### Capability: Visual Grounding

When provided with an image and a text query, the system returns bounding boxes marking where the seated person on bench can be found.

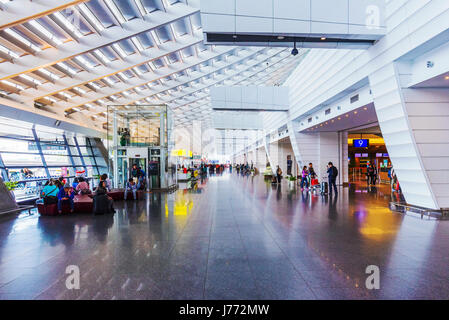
[40,179,59,205]
[58,183,75,213]
[75,177,92,195]
[124,178,137,200]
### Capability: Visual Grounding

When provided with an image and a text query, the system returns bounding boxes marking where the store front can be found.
[348,126,391,184]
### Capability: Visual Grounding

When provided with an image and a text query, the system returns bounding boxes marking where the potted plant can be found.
[287,176,297,189]
[5,181,19,202]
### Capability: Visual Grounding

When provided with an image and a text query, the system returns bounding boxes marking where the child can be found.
[300,166,309,191]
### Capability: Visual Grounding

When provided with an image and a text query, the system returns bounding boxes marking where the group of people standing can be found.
[236,163,253,175]
[299,163,317,191]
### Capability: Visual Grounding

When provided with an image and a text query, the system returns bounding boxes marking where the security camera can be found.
[291,41,298,56]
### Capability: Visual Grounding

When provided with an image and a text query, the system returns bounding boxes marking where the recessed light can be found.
[321,37,326,40]
[445,76,449,80]
[277,36,285,40]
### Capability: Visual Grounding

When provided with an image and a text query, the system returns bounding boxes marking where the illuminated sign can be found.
[353,139,369,148]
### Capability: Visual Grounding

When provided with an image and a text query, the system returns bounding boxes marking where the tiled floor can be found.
[1,172,449,300]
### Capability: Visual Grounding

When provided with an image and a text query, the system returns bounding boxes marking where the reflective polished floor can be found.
[1,172,449,300]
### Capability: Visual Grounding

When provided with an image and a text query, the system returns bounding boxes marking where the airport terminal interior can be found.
[1,0,449,300]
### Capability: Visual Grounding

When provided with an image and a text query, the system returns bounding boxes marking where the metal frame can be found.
[73,136,88,174]
[32,128,51,178]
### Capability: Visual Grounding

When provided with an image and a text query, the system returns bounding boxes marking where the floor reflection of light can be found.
[387,215,437,270]
[166,193,193,217]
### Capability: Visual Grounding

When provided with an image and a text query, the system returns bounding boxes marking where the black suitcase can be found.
[321,181,328,194]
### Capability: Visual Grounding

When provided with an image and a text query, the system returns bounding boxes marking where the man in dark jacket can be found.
[327,162,338,196]
[93,181,115,215]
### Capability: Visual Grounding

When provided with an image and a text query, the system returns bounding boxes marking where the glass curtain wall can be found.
[0,117,107,202]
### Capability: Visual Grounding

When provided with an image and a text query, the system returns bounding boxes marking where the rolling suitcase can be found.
[321,181,328,194]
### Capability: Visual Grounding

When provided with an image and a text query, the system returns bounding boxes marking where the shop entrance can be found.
[347,126,391,185]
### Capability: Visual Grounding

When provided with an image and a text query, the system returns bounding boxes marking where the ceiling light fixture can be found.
[78,3,105,31]
[4,28,42,52]
[131,37,144,52]
[134,0,148,16]
[19,74,43,86]
[29,20,63,45]
[112,43,127,58]
[53,12,83,38]
[104,0,126,24]
[57,62,77,75]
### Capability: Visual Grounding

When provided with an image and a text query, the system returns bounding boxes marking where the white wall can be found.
[369,62,438,209]
[211,86,289,111]
[201,0,386,42]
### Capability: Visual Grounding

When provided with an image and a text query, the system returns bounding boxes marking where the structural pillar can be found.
[369,62,449,209]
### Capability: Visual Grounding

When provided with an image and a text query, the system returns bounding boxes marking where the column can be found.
[289,131,347,185]
[369,62,449,209]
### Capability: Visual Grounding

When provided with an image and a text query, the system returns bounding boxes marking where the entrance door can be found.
[148,156,160,189]
[117,157,128,188]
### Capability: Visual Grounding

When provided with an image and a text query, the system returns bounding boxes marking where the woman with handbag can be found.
[40,179,59,205]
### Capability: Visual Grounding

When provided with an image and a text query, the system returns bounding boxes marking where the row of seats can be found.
[37,189,144,216]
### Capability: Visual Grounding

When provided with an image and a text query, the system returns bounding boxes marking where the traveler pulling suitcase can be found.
[321,181,328,194]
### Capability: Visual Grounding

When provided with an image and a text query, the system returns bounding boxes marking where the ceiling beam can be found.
[0,3,199,80]
[0,0,89,31]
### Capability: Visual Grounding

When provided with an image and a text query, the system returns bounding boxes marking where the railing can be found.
[389,202,449,220]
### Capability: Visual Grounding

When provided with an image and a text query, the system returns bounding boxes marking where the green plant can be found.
[4,181,19,191]
[287,176,297,181]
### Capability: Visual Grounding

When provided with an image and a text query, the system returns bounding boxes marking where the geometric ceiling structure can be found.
[0,0,305,132]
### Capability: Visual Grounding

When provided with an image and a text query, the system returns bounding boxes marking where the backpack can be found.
[333,167,338,178]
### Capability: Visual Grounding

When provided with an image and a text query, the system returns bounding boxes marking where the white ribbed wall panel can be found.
[288,131,344,183]
[264,137,276,174]
[290,132,320,177]
[369,62,438,209]
[403,88,449,208]
[318,132,340,182]
[255,147,267,171]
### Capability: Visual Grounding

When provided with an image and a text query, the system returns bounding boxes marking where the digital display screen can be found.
[355,153,362,158]
[376,153,383,158]
[383,153,389,157]
[362,153,369,157]
[353,139,369,148]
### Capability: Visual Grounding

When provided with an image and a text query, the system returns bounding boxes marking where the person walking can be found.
[276,165,283,184]
[300,166,309,191]
[367,164,375,185]
[327,162,339,196]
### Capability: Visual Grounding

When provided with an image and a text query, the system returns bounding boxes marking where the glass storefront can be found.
[0,117,107,203]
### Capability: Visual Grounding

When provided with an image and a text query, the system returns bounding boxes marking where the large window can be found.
[0,117,107,202]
